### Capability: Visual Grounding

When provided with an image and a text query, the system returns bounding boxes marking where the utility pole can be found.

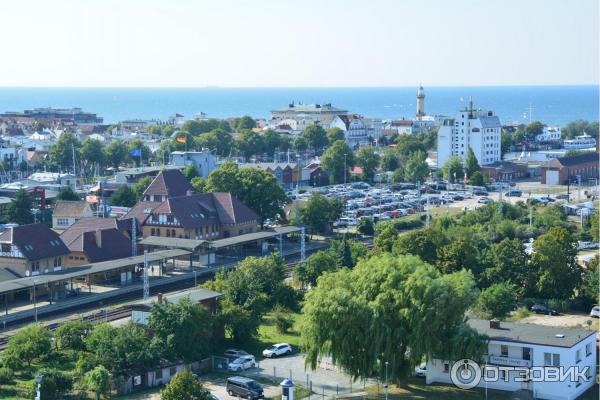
[131,217,137,257]
[300,227,306,265]
[425,195,431,228]
[71,143,76,177]
[143,250,149,300]
[384,361,389,400]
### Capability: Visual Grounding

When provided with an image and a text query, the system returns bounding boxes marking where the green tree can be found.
[300,193,344,234]
[436,237,480,275]
[54,320,93,351]
[393,228,447,265]
[127,139,151,166]
[464,147,480,178]
[131,176,153,201]
[562,120,599,139]
[161,370,211,400]
[183,164,200,180]
[441,156,464,183]
[293,135,308,153]
[373,225,398,253]
[524,121,544,139]
[7,189,34,225]
[191,176,208,193]
[530,227,580,299]
[581,257,599,304]
[482,238,530,292]
[395,135,426,156]
[321,140,354,184]
[403,151,429,183]
[469,171,486,187]
[501,130,513,156]
[56,187,80,201]
[236,129,265,160]
[80,138,105,172]
[475,282,517,319]
[195,129,234,157]
[36,368,73,400]
[294,250,339,287]
[381,148,400,172]
[357,217,374,235]
[5,324,51,367]
[85,323,160,376]
[207,163,288,227]
[590,212,599,242]
[233,116,256,131]
[49,133,80,170]
[301,125,328,153]
[262,130,289,156]
[326,127,346,145]
[84,365,111,400]
[148,297,213,362]
[109,185,137,207]
[301,254,486,384]
[354,146,380,181]
[105,140,129,169]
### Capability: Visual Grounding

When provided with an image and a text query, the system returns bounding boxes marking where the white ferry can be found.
[563,133,597,150]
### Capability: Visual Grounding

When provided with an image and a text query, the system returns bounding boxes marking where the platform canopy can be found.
[0,249,190,295]
[207,226,303,250]
[139,236,206,251]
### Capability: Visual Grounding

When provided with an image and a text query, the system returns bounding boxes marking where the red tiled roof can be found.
[68,228,132,262]
[0,224,70,261]
[121,202,161,225]
[60,217,136,246]
[143,169,193,199]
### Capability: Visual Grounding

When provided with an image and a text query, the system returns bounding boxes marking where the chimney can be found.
[157,293,163,304]
[95,229,102,248]
[186,189,194,196]
[489,319,500,329]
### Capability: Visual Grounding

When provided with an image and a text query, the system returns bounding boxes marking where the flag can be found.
[176,136,187,143]
[129,149,141,157]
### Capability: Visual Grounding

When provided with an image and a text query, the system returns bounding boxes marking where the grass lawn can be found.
[365,378,599,399]
[213,311,302,360]
[429,207,464,217]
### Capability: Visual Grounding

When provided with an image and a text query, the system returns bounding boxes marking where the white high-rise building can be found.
[437,100,501,168]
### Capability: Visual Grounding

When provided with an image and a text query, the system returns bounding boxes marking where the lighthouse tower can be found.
[416,85,425,118]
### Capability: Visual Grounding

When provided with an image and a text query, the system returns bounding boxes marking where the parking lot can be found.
[294,180,597,229]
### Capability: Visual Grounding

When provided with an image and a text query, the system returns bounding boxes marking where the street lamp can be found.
[384,361,389,400]
[33,279,40,323]
[34,373,43,400]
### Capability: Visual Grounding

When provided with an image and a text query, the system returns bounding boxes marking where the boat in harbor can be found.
[563,133,597,150]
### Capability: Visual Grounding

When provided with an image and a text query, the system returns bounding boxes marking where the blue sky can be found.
[0,0,597,87]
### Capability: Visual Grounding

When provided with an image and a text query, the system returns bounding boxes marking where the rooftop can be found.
[135,287,222,307]
[468,319,595,348]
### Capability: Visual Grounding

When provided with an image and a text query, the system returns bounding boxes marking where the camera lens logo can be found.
[450,359,482,389]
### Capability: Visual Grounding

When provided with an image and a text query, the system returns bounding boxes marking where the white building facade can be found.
[171,150,217,178]
[427,319,596,400]
[536,126,562,142]
[437,102,501,168]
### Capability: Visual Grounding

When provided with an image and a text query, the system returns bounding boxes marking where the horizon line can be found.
[0,83,598,90]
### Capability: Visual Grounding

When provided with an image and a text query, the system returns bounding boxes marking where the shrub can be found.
[357,218,374,236]
[0,367,13,384]
[547,299,571,313]
[272,306,293,334]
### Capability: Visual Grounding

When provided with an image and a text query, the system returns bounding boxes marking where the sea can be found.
[0,85,597,126]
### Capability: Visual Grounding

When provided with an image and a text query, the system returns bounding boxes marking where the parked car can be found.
[478,197,491,204]
[472,189,488,196]
[262,343,292,358]
[590,306,600,318]
[415,363,427,378]
[226,377,264,399]
[224,349,249,359]
[556,193,570,200]
[505,190,522,197]
[228,355,257,372]
[578,241,599,250]
[531,304,559,316]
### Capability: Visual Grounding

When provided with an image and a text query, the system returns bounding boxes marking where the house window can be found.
[544,353,560,366]
[586,342,592,356]
[166,230,171,237]
[155,369,163,380]
[151,228,155,235]
[522,347,531,361]
[576,349,582,363]
[501,345,508,357]
[31,261,40,272]
[169,367,177,376]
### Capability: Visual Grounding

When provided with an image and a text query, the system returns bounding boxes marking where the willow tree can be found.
[301,253,486,385]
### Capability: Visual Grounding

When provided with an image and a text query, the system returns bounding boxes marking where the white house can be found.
[171,150,217,178]
[536,126,562,142]
[426,319,596,400]
[329,115,375,149]
[437,100,501,168]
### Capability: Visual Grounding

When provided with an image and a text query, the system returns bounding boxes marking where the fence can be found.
[209,355,377,399]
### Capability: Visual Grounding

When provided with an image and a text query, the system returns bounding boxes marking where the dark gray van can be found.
[226,376,264,399]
